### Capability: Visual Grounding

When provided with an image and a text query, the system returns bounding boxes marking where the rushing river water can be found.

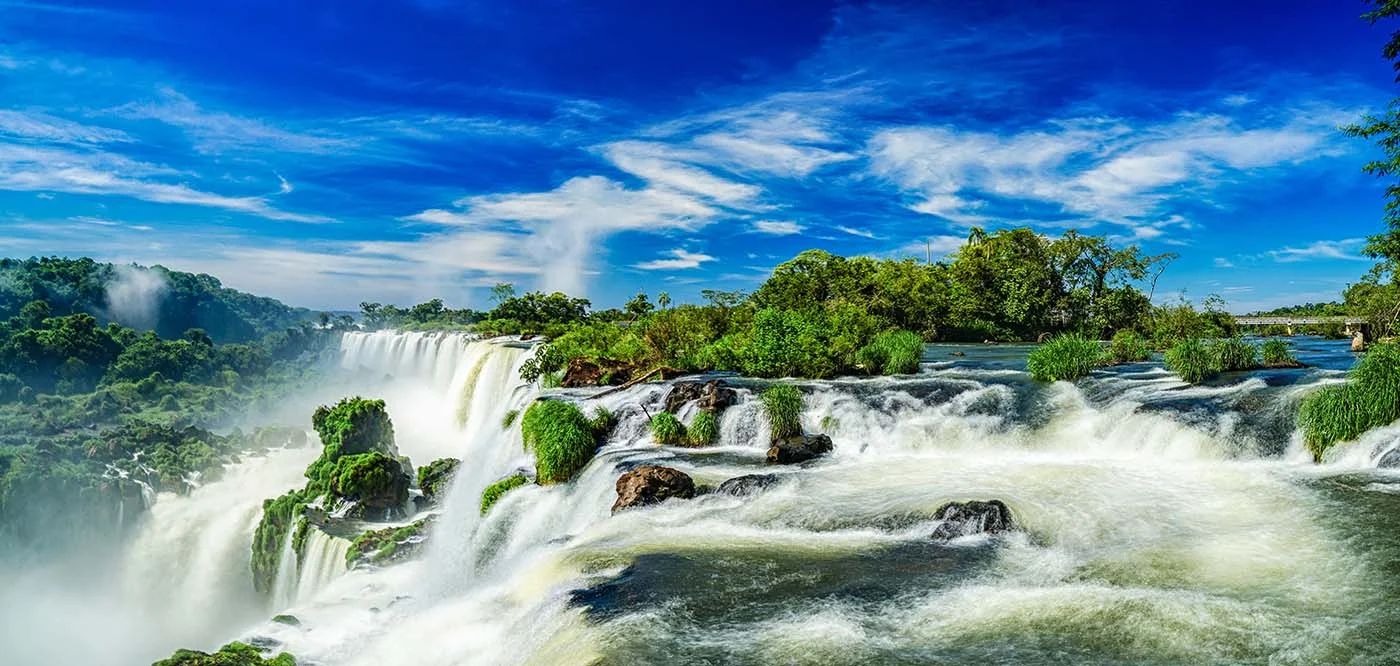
[11,332,1400,665]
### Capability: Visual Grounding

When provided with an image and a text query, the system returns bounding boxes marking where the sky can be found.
[0,0,1395,312]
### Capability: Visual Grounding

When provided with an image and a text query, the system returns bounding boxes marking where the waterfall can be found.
[294,529,350,604]
[270,522,300,609]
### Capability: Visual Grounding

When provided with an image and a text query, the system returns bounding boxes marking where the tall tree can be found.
[1344,1,1400,270]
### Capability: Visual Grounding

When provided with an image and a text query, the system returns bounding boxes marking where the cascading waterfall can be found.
[294,529,351,604]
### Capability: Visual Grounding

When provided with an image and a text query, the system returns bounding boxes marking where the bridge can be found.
[1233,315,1368,339]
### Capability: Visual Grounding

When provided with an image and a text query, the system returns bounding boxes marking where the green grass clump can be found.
[480,474,529,514]
[501,409,519,429]
[1299,343,1400,460]
[1109,330,1150,363]
[687,410,719,446]
[520,399,598,484]
[650,411,688,445]
[1026,334,1103,382]
[1209,336,1258,372]
[760,383,804,440]
[1164,338,1216,384]
[588,407,616,440]
[1261,339,1298,367]
[855,330,924,375]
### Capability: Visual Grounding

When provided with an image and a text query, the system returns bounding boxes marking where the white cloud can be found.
[634,248,716,270]
[276,174,293,194]
[836,225,879,239]
[0,110,130,144]
[1213,257,1235,268]
[600,140,759,204]
[111,87,353,155]
[1267,238,1369,262]
[750,220,804,235]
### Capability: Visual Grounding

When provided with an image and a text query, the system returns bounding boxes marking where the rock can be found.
[331,452,412,520]
[663,380,738,415]
[270,614,300,627]
[561,357,635,387]
[930,500,1015,540]
[347,515,436,569]
[1352,331,1367,353]
[416,457,461,506]
[1378,448,1400,468]
[611,465,696,513]
[949,351,966,357]
[716,474,780,496]
[767,434,834,464]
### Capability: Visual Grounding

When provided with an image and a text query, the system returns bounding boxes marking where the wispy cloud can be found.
[836,225,879,239]
[111,87,354,156]
[750,220,804,235]
[635,248,716,270]
[1213,257,1235,268]
[1267,238,1369,262]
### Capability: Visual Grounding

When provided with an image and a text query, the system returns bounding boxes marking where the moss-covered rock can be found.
[480,474,528,514]
[152,641,296,666]
[306,397,397,496]
[416,457,460,506]
[328,451,410,520]
[346,515,435,569]
[520,399,600,484]
[270,614,300,626]
[250,489,307,596]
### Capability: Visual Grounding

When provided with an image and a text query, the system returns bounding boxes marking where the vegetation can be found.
[1210,337,1258,373]
[760,384,804,440]
[1164,338,1215,384]
[501,409,519,429]
[345,516,433,568]
[855,330,924,375]
[649,412,688,446]
[152,641,296,666]
[688,410,719,447]
[520,400,600,484]
[250,489,307,596]
[416,457,460,504]
[1026,334,1104,382]
[1262,339,1300,367]
[480,474,528,514]
[1109,329,1151,364]
[1299,343,1400,460]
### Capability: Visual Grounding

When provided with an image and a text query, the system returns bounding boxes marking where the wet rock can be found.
[930,500,1014,540]
[416,457,460,507]
[1353,331,1367,353]
[561,357,634,387]
[663,379,738,415]
[767,434,834,464]
[270,614,300,626]
[612,465,696,513]
[1378,448,1400,468]
[716,474,781,496]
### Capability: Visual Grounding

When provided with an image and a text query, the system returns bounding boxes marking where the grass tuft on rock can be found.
[1262,339,1300,368]
[1164,338,1216,384]
[480,474,529,514]
[650,411,688,445]
[687,410,719,446]
[1299,343,1400,460]
[588,406,617,440]
[501,409,519,429]
[1209,336,1258,372]
[1109,329,1150,363]
[760,383,804,440]
[856,330,924,375]
[1026,334,1103,382]
[520,399,598,484]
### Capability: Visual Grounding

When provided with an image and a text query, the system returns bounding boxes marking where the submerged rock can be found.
[715,473,781,497]
[664,380,738,415]
[1378,448,1400,468]
[930,500,1015,540]
[767,434,834,464]
[612,465,696,513]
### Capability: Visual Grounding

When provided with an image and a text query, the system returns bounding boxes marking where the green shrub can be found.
[480,474,528,514]
[760,383,804,440]
[650,411,688,445]
[520,400,598,484]
[1109,330,1150,363]
[1164,338,1216,384]
[739,308,835,379]
[1299,343,1400,460]
[1261,339,1296,366]
[501,409,519,429]
[1026,334,1103,382]
[416,457,459,504]
[588,406,616,440]
[153,641,297,666]
[1209,336,1258,372]
[688,410,719,446]
[856,330,924,375]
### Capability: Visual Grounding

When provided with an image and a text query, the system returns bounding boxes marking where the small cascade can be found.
[294,529,350,604]
[270,523,300,609]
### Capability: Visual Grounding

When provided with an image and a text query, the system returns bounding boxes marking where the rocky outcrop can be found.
[329,452,412,520]
[663,379,738,415]
[416,457,460,507]
[767,434,833,464]
[930,500,1015,540]
[152,641,296,666]
[612,465,695,513]
[346,515,435,569]
[716,473,781,497]
[561,357,635,387]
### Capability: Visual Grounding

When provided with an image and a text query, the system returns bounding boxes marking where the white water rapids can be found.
[9,332,1400,665]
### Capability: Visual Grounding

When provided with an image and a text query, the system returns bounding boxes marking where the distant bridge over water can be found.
[1233,315,1368,338]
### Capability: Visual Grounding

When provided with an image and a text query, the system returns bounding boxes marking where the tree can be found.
[490,283,516,306]
[624,292,654,319]
[657,292,672,310]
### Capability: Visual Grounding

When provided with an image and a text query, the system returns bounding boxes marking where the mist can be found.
[105,265,169,331]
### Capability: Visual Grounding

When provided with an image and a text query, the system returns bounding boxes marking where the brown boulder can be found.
[766,434,833,464]
[611,465,696,513]
[561,357,635,388]
[663,380,738,414]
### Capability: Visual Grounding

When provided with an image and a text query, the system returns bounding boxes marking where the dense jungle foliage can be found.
[0,257,336,550]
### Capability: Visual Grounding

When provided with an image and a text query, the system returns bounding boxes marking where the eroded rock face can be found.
[416,457,460,507]
[767,434,834,464]
[612,465,696,513]
[664,380,738,415]
[715,473,780,497]
[930,500,1014,540]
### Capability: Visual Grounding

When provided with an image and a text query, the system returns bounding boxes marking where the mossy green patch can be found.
[480,474,529,514]
[346,516,434,568]
[250,489,305,596]
[152,641,296,666]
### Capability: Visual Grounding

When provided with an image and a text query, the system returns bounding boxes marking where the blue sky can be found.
[0,0,1393,311]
